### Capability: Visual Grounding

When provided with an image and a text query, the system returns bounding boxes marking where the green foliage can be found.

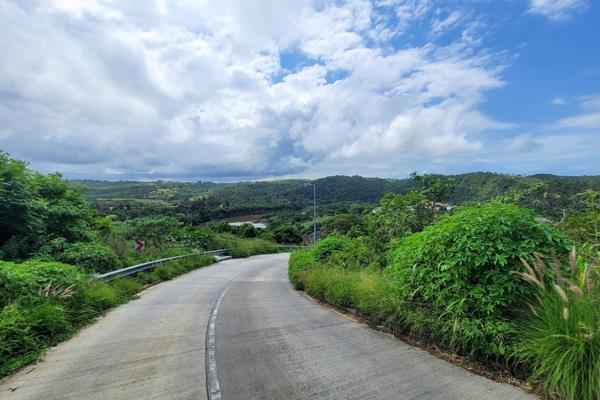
[513,251,599,400]
[411,172,455,214]
[0,303,40,376]
[226,237,279,258]
[326,236,379,271]
[313,235,350,262]
[319,213,364,237]
[272,225,303,244]
[0,255,215,378]
[56,242,121,273]
[0,153,38,245]
[0,153,95,259]
[559,190,600,245]
[389,203,570,358]
[0,260,83,307]
[288,249,315,289]
[365,191,432,252]
[237,223,258,238]
[112,215,182,246]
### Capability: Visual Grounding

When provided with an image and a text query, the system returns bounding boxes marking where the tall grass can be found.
[513,250,600,400]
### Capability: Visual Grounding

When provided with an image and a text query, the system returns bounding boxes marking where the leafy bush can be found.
[272,225,303,244]
[313,235,350,262]
[112,215,182,246]
[389,203,570,359]
[56,242,121,273]
[326,236,379,270]
[365,191,432,250]
[0,153,95,259]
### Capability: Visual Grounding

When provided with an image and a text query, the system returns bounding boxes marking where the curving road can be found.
[0,254,535,400]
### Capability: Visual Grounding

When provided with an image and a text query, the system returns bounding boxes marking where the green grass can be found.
[226,237,279,258]
[0,254,214,378]
[512,252,600,400]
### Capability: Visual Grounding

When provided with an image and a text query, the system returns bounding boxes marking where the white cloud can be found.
[528,0,589,22]
[431,10,462,35]
[503,133,543,154]
[551,96,567,105]
[553,94,600,129]
[0,0,513,179]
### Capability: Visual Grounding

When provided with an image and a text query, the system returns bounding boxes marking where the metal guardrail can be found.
[91,249,230,282]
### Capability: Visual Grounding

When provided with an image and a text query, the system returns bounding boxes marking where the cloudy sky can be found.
[1,0,599,181]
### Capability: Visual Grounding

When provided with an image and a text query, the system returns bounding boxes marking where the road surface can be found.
[0,254,535,400]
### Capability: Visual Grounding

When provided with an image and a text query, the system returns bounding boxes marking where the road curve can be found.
[0,254,535,400]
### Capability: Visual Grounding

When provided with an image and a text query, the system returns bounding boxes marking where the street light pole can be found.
[304,183,317,245]
[312,183,317,245]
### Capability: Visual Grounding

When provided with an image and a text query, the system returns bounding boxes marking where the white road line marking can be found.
[205,277,237,400]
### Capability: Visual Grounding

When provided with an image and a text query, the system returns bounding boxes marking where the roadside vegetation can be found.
[0,152,280,378]
[0,254,214,378]
[3,150,600,398]
[289,174,600,400]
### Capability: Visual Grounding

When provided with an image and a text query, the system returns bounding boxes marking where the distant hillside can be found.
[73,173,600,223]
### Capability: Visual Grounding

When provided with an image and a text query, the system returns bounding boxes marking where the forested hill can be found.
[75,172,600,222]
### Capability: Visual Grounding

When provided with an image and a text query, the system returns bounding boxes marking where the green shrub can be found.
[272,225,303,244]
[313,235,349,262]
[288,249,315,289]
[326,236,379,270]
[30,302,71,339]
[57,242,121,273]
[389,202,570,359]
[110,278,143,297]
[0,303,40,377]
[79,281,121,311]
[0,260,84,307]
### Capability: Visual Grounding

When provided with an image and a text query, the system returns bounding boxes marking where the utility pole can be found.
[312,183,317,245]
[304,183,317,245]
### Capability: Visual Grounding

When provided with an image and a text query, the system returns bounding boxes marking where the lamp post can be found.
[304,183,317,245]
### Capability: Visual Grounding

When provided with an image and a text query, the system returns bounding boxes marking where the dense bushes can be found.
[389,203,570,359]
[288,202,595,397]
[0,255,214,378]
[0,153,95,259]
[313,235,350,261]
[55,242,121,273]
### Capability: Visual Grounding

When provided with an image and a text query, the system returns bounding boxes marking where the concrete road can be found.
[0,254,535,400]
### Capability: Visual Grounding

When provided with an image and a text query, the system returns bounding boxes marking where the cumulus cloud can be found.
[0,0,514,180]
[528,0,589,22]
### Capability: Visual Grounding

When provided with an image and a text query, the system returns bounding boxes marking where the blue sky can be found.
[0,0,599,180]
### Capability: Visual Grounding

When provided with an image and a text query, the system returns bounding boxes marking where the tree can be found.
[365,190,432,252]
[1,153,95,259]
[273,225,303,244]
[410,172,455,217]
